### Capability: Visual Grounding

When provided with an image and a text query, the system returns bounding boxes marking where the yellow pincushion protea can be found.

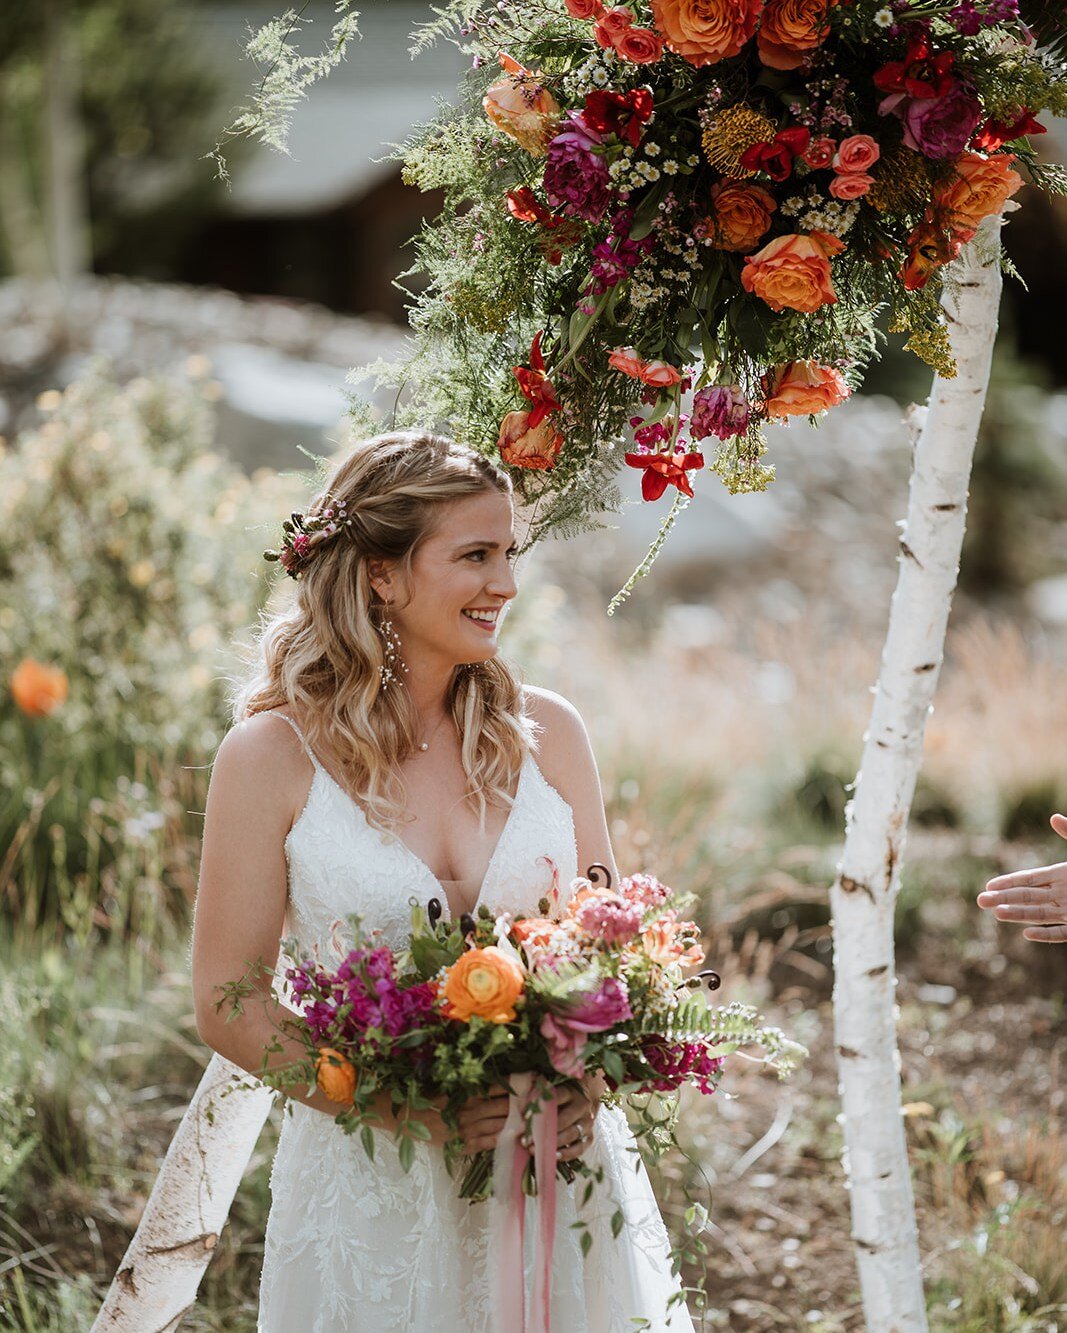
[702,106,777,177]
[867,148,931,214]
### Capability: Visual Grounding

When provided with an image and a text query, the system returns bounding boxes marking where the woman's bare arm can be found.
[191,715,447,1136]
[523,685,621,886]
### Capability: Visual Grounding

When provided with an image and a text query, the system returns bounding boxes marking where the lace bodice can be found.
[274,712,579,962]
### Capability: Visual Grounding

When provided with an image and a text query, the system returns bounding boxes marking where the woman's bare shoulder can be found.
[210,710,311,813]
[521,685,595,776]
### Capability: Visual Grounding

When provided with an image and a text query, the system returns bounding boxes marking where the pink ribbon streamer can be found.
[489,1072,559,1333]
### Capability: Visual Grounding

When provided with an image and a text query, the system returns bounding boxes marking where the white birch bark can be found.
[91,1053,273,1333]
[830,214,1004,1332]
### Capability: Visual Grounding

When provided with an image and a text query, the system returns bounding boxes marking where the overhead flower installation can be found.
[365,0,1065,592]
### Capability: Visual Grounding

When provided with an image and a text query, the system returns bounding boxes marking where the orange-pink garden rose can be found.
[650,0,763,66]
[440,946,526,1024]
[497,409,564,470]
[740,231,843,312]
[482,54,561,156]
[608,346,684,386]
[932,151,1023,240]
[707,179,777,252]
[762,359,851,418]
[757,0,836,69]
[11,659,69,717]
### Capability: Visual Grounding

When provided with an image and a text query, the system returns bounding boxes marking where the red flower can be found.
[971,109,1045,152]
[506,188,583,264]
[873,34,955,99]
[739,126,811,181]
[582,88,655,147]
[624,446,705,501]
[512,331,560,427]
[899,220,963,291]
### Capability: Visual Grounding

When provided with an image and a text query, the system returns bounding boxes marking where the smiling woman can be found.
[181,428,691,1331]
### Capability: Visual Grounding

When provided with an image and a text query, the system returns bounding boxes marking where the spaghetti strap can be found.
[272,712,323,773]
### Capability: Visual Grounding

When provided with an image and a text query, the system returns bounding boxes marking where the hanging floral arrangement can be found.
[354,0,1066,598]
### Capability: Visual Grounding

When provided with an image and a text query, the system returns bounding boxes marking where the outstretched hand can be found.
[977,813,1067,943]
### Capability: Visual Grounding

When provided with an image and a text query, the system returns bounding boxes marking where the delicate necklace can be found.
[417,711,450,753]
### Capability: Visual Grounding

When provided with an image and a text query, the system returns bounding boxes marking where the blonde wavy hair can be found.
[234,430,535,832]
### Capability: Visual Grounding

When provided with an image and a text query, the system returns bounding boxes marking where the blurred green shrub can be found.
[0,362,298,934]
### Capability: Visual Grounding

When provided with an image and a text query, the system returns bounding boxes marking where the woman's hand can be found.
[455,1084,512,1155]
[978,813,1067,943]
[553,1071,607,1162]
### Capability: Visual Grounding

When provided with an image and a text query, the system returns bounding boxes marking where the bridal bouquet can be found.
[355,0,1066,576]
[270,866,802,1201]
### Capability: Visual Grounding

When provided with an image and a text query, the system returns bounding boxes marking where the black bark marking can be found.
[867,965,888,978]
[837,1046,862,1060]
[933,503,959,512]
[145,1231,219,1259]
[914,663,937,673]
[839,875,876,903]
[899,539,923,568]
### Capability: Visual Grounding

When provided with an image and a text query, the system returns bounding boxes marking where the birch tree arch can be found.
[830,214,1004,1333]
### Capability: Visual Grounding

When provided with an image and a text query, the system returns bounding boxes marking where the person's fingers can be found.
[978,882,1056,906]
[1023,922,1067,943]
[1051,813,1067,841]
[981,871,1059,898]
[992,902,1067,923]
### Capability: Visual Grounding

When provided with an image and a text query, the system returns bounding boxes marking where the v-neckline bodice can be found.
[287,737,530,923]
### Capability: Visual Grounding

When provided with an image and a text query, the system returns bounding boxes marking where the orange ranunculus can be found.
[316,1048,357,1103]
[11,659,69,717]
[707,179,777,253]
[757,0,836,69]
[497,409,564,470]
[740,231,843,313]
[440,946,526,1023]
[932,151,1023,240]
[650,0,763,66]
[482,54,561,157]
[762,359,850,418]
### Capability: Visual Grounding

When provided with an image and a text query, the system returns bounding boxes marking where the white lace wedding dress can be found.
[258,714,695,1332]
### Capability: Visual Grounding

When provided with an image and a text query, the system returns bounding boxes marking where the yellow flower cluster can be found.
[867,149,930,215]
[450,283,520,335]
[702,106,777,177]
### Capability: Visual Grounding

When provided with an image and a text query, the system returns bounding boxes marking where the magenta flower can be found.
[544,116,611,222]
[690,385,752,442]
[552,975,633,1031]
[576,893,644,944]
[640,1037,725,1094]
[880,84,983,160]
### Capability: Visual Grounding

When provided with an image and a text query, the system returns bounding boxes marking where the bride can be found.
[191,430,695,1331]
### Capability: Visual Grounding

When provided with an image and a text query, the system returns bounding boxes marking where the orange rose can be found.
[316,1048,357,1103]
[11,659,69,717]
[497,409,563,470]
[707,179,777,252]
[650,0,763,66]
[483,54,561,157]
[757,0,835,69]
[441,946,526,1023]
[512,916,558,951]
[932,151,1023,240]
[740,231,843,313]
[762,359,850,417]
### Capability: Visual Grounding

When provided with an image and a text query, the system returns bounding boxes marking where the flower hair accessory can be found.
[263,503,351,580]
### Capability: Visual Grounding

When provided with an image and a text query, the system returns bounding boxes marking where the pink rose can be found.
[565,0,604,15]
[829,172,873,199]
[803,136,836,169]
[833,134,880,173]
[617,26,665,61]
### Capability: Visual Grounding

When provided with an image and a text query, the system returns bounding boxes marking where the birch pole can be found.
[830,213,1004,1332]
[92,1054,273,1332]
